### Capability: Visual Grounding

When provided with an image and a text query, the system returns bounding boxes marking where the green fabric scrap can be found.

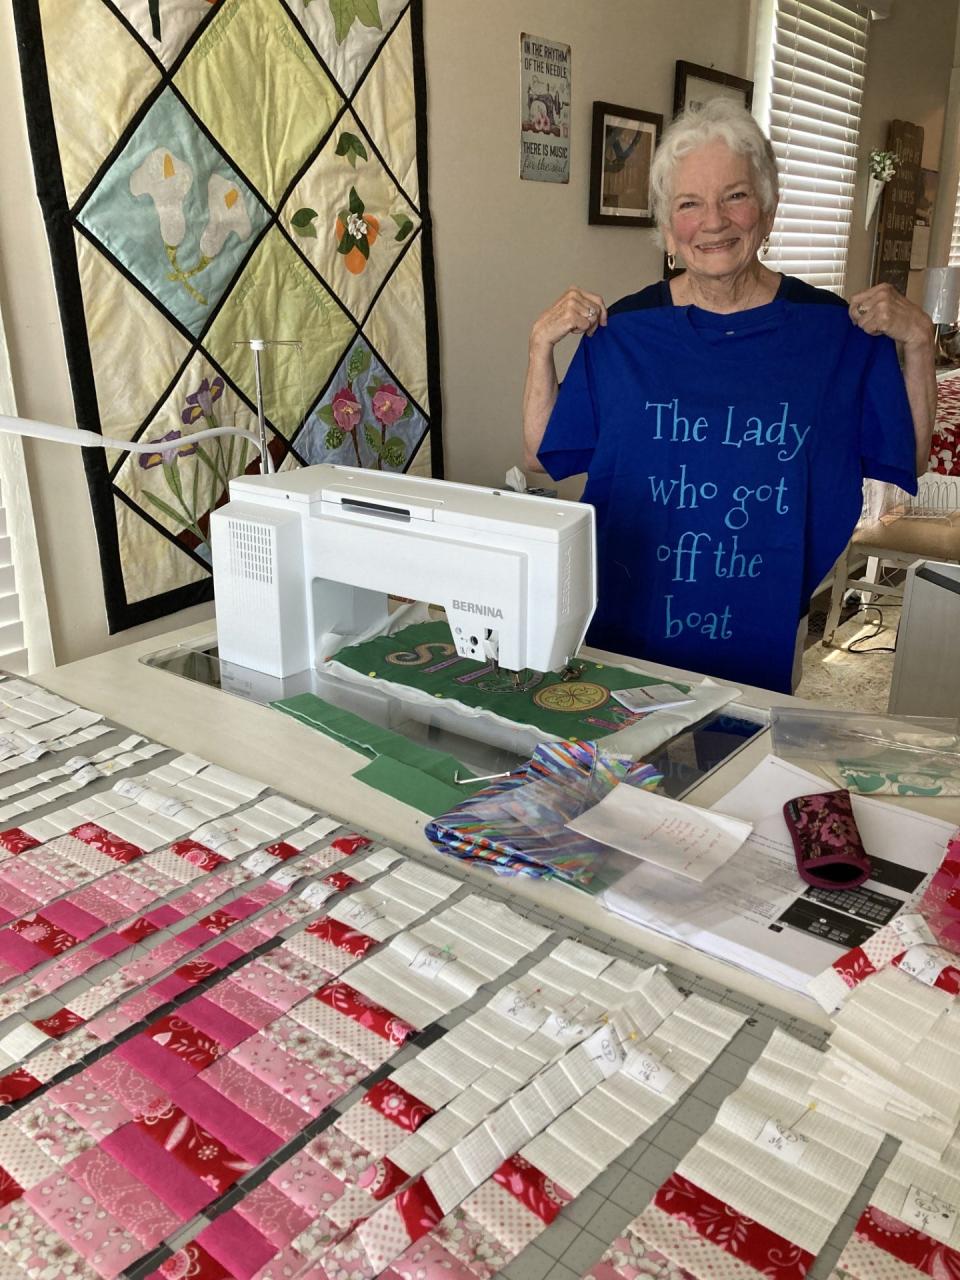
[271,691,486,805]
[353,756,468,813]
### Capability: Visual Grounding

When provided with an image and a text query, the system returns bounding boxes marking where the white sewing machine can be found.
[210,465,596,681]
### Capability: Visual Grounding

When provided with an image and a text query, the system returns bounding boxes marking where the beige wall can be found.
[0,0,956,667]
[429,0,752,493]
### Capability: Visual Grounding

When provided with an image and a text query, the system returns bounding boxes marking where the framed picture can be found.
[673,60,753,117]
[588,102,662,227]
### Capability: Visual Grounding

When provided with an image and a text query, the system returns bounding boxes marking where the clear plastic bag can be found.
[769,707,960,797]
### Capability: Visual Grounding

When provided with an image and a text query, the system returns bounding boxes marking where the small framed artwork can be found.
[588,101,662,227]
[673,60,753,117]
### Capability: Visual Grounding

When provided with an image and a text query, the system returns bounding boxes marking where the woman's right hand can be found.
[530,287,607,352]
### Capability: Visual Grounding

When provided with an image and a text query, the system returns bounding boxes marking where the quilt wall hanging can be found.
[14,0,443,632]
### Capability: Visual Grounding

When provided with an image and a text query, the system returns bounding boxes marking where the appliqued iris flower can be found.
[138,430,198,470]
[181,376,225,427]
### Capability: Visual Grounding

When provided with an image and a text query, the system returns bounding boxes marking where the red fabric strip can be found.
[654,1174,814,1279]
[154,1241,235,1280]
[0,828,40,854]
[395,1178,443,1243]
[364,1078,434,1132]
[357,1154,409,1201]
[32,1008,83,1038]
[0,1164,23,1209]
[315,982,416,1045]
[324,871,358,893]
[331,835,373,856]
[135,1102,253,1193]
[69,822,144,863]
[0,1068,41,1103]
[855,1205,960,1276]
[147,1014,225,1071]
[306,915,377,958]
[264,841,299,861]
[119,916,163,944]
[832,945,877,989]
[171,839,227,871]
[10,913,78,957]
[493,1154,572,1224]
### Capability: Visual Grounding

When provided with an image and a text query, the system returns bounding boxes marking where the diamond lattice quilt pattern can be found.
[15,0,442,631]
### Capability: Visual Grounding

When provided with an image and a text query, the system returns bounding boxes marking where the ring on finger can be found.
[856,303,868,316]
[586,307,597,320]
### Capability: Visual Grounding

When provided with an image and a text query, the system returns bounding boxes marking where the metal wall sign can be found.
[520,33,571,183]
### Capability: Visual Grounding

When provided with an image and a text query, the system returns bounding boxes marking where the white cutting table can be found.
[32,621,960,1029]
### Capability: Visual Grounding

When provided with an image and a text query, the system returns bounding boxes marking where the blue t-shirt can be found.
[538,278,918,692]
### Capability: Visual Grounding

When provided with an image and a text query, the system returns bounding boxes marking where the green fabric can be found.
[353,757,468,813]
[330,621,688,740]
[272,691,486,806]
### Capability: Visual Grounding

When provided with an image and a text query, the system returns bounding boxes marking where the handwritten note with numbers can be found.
[755,1116,808,1165]
[901,1184,958,1243]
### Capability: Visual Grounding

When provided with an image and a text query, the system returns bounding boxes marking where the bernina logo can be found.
[452,600,504,618]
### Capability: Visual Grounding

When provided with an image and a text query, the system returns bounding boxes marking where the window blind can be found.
[949,188,960,267]
[754,0,869,293]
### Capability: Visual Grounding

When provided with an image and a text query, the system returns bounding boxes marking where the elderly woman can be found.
[522,99,935,693]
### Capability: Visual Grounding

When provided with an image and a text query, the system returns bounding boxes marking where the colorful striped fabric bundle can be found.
[425,740,661,889]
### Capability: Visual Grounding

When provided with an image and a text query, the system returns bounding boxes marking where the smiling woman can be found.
[521,98,937,694]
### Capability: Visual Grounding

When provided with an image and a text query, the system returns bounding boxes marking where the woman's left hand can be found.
[849,282,934,349]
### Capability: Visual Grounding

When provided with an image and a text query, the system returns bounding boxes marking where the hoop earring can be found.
[761,235,770,259]
[666,252,676,271]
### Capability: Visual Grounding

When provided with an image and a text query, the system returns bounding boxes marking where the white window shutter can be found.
[0,301,53,674]
[755,0,869,294]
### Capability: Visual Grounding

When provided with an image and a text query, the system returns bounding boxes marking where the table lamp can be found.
[922,266,960,366]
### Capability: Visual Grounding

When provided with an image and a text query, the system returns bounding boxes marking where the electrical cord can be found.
[844,605,898,654]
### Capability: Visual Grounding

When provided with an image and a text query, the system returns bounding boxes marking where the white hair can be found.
[650,97,779,233]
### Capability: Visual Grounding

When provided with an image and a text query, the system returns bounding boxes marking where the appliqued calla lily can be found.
[130,148,193,248]
[200,174,252,259]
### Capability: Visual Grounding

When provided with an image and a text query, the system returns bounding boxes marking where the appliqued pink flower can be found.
[332,387,362,432]
[371,384,408,427]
